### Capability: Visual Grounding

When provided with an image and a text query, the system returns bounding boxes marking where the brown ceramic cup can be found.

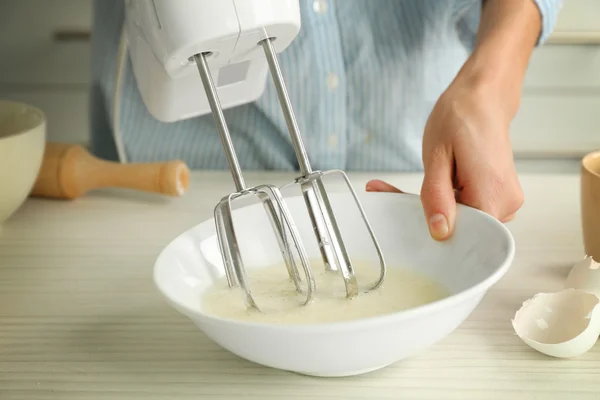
[582,151,600,261]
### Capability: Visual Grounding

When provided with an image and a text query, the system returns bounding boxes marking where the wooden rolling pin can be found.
[31,143,190,199]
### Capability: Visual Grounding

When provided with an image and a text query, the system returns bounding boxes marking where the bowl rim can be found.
[153,192,515,332]
[0,99,46,141]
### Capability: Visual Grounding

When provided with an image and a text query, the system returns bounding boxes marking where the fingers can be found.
[501,212,516,223]
[456,171,524,223]
[365,164,520,239]
[365,180,405,193]
[420,147,456,241]
[457,186,518,223]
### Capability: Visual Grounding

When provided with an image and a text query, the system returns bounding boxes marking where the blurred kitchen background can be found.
[0,0,598,173]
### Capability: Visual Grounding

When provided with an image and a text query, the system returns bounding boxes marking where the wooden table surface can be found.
[1,171,598,399]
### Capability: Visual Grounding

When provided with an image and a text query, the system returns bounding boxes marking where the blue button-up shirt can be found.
[90,0,562,172]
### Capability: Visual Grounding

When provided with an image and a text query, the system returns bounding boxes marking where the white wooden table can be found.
[1,172,598,399]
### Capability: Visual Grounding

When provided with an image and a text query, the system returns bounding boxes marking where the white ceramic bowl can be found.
[0,99,46,226]
[154,192,515,377]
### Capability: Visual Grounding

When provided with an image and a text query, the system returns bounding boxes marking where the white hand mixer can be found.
[124,0,386,310]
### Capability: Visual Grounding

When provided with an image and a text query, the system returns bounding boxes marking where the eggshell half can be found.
[564,256,600,297]
[512,288,600,358]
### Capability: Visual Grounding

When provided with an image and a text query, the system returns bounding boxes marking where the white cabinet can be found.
[0,0,92,145]
[0,0,91,85]
[510,0,600,156]
[3,91,89,145]
[514,43,600,155]
[554,0,600,33]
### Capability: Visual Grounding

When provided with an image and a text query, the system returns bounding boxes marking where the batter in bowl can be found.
[200,260,450,324]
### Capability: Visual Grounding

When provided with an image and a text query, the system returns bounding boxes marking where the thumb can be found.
[420,149,457,241]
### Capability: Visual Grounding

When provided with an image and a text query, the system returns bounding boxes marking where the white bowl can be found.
[154,192,515,377]
[0,99,46,226]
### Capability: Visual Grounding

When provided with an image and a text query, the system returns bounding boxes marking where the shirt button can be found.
[328,134,339,148]
[326,73,339,90]
[364,132,374,143]
[313,0,328,14]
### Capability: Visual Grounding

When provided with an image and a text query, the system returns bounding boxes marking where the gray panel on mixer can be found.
[217,61,251,87]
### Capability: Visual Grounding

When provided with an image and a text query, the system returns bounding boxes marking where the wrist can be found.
[452,53,522,121]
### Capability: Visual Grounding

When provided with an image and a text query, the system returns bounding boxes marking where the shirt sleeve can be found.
[532,0,565,45]
[457,0,565,50]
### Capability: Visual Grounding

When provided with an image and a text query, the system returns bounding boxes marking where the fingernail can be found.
[429,213,449,240]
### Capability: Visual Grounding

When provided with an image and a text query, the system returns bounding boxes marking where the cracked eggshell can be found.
[565,256,600,298]
[512,288,600,358]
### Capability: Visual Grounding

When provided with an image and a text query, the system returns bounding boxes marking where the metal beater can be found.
[193,37,386,311]
[194,52,315,310]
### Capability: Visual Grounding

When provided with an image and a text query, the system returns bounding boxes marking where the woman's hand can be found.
[367,0,544,241]
[367,74,524,240]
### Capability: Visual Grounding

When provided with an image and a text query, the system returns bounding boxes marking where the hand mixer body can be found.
[124,0,301,122]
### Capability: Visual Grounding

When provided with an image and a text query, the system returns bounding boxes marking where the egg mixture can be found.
[200,259,451,324]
